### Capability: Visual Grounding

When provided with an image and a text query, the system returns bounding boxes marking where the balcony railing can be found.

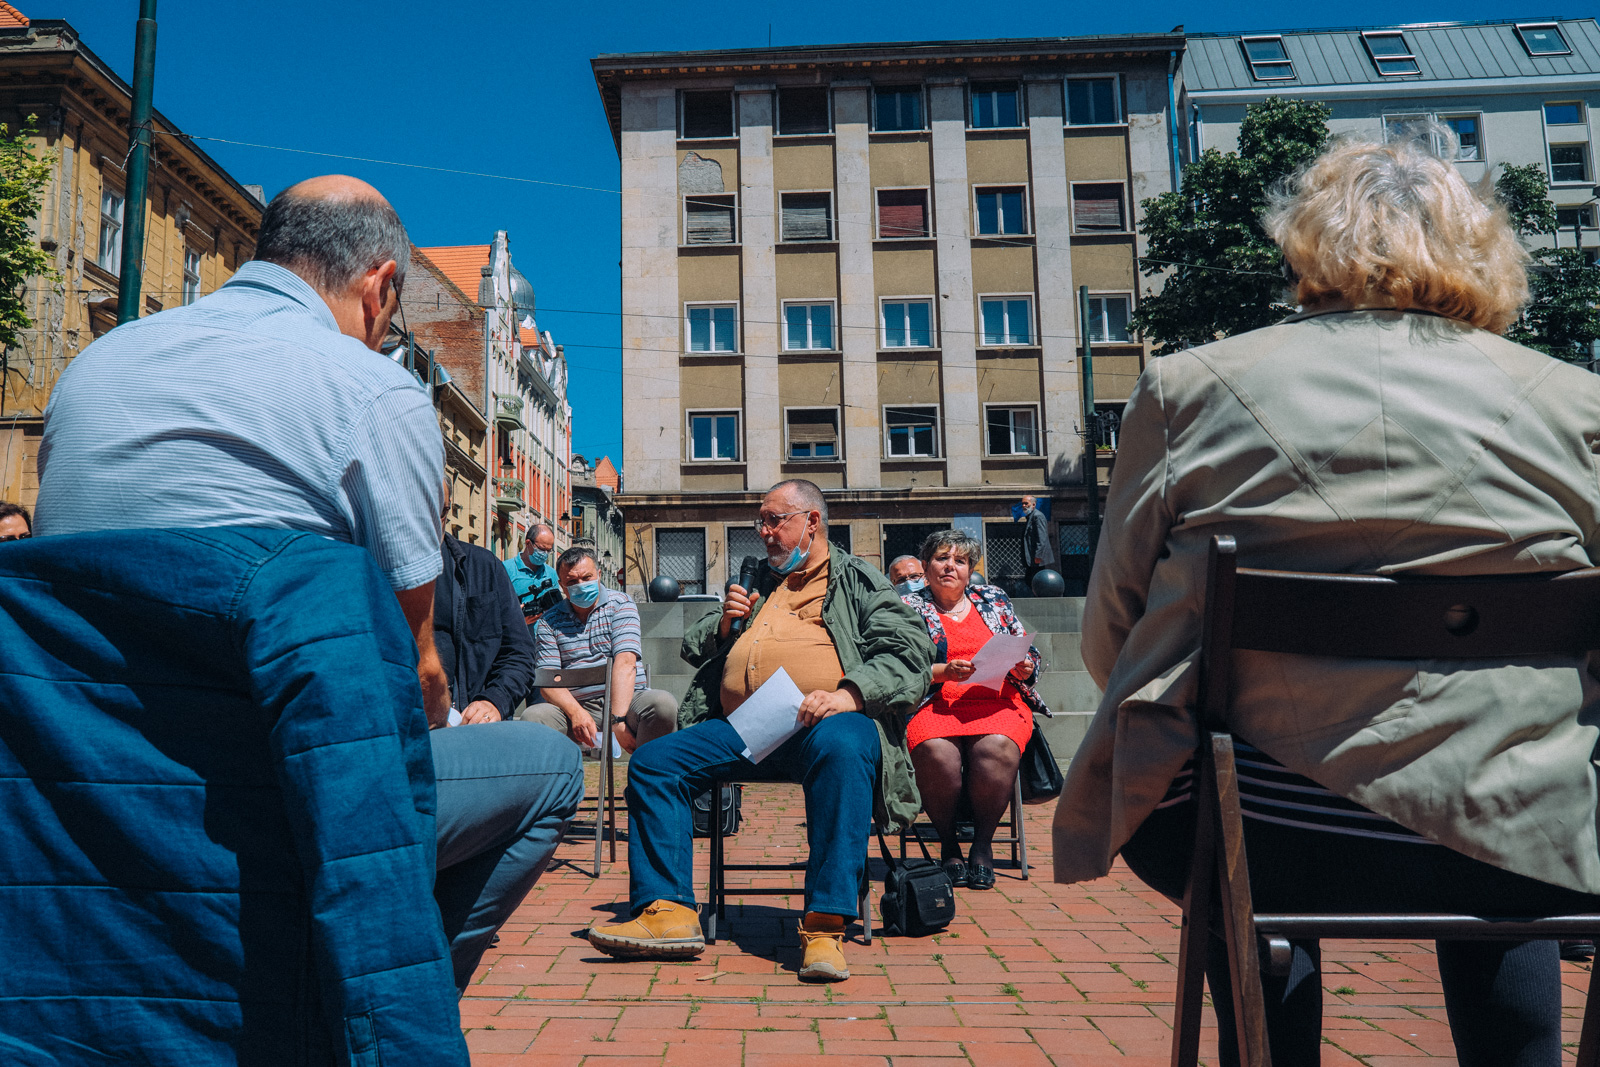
[494,393,526,433]
[493,476,525,513]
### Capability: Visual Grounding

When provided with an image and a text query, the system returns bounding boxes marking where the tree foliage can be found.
[0,118,57,353]
[1495,162,1600,362]
[1129,97,1330,354]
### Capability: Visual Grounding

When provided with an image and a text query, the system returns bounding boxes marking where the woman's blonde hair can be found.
[1262,127,1528,333]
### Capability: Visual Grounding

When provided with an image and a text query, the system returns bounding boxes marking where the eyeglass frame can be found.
[752,508,814,533]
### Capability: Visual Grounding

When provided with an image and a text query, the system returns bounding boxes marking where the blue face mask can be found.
[527,549,549,567]
[770,532,815,577]
[894,578,927,597]
[566,579,601,608]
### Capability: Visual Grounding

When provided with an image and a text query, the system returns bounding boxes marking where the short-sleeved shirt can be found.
[719,553,845,713]
[535,587,648,699]
[504,554,560,620]
[33,260,443,591]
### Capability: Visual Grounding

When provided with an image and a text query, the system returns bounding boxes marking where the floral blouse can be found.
[900,584,1050,719]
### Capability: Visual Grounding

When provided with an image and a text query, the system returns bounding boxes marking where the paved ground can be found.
[462,769,1594,1065]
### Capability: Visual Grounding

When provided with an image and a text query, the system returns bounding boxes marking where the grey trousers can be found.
[518,687,679,748]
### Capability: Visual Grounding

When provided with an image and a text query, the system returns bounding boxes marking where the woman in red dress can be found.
[901,530,1046,889]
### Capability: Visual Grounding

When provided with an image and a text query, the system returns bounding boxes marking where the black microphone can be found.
[730,555,760,636]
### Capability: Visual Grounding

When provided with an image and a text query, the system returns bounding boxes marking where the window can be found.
[885,405,938,458]
[980,297,1033,346]
[1557,207,1596,230]
[656,527,706,596]
[1071,183,1126,232]
[684,195,736,244]
[1086,294,1132,343]
[1067,77,1121,124]
[874,86,923,132]
[985,405,1039,456]
[182,249,201,305]
[1240,37,1294,81]
[726,525,765,582]
[881,299,933,348]
[1362,32,1420,76]
[1092,403,1125,451]
[783,302,835,351]
[98,187,124,274]
[1517,23,1571,56]
[688,411,740,461]
[1545,102,1586,126]
[777,87,831,135]
[681,91,734,139]
[1387,112,1483,162]
[779,191,832,241]
[1383,113,1427,140]
[974,186,1027,235]
[970,82,1020,128]
[877,188,929,238]
[786,408,840,460]
[686,304,737,352]
[1550,144,1591,184]
[1441,114,1482,161]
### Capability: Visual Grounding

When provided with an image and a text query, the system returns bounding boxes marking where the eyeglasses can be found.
[0,532,29,543]
[753,509,810,532]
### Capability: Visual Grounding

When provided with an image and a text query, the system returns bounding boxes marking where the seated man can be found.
[504,523,562,629]
[588,479,931,981]
[520,545,678,751]
[886,554,925,596]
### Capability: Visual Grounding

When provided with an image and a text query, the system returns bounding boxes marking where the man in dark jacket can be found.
[1021,494,1054,586]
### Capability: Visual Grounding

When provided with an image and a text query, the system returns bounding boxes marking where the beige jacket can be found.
[1052,308,1600,893]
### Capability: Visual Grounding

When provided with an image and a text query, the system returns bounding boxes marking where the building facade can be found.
[570,454,626,589]
[593,34,1185,598]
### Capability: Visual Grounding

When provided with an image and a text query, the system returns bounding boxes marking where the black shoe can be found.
[967,862,996,890]
[1561,940,1596,962]
[941,858,968,888]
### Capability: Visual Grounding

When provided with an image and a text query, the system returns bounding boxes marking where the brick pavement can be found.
[463,767,1594,1065]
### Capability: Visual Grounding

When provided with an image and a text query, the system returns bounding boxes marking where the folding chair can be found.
[1173,534,1600,1067]
[533,657,618,878]
[899,773,1028,878]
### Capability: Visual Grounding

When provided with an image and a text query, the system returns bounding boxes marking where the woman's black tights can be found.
[910,733,1020,866]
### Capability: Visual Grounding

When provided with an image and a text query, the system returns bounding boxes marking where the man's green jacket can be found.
[679,542,934,832]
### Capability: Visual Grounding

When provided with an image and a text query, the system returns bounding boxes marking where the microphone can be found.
[730,555,760,636]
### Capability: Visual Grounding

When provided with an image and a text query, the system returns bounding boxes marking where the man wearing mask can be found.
[520,546,678,752]
[887,555,925,597]
[504,524,560,627]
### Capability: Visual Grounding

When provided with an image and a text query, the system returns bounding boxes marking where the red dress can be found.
[907,606,1034,750]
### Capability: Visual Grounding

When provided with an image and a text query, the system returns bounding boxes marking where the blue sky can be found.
[58,0,1555,462]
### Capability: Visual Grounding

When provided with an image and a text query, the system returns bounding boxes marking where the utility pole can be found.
[1077,285,1102,564]
[116,0,157,325]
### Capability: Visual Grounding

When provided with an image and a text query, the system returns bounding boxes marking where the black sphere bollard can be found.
[1030,568,1066,598]
[648,576,681,603]
[969,572,987,587]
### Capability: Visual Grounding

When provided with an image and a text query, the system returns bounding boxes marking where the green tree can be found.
[1495,162,1600,362]
[1129,97,1330,354]
[0,118,56,353]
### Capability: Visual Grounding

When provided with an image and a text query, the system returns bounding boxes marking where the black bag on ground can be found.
[877,829,955,937]
[1019,716,1064,804]
[691,783,742,837]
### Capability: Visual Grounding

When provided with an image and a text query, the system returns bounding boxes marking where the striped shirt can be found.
[34,261,443,591]
[535,588,648,700]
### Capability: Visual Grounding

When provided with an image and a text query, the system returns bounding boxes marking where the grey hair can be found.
[555,545,597,575]
[254,189,411,295]
[888,554,919,570]
[919,528,983,570]
[770,478,828,525]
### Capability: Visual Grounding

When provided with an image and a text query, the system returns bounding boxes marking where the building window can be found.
[779,191,832,241]
[970,82,1020,128]
[681,91,734,139]
[1440,114,1482,161]
[1550,144,1592,184]
[974,186,1027,235]
[1092,403,1125,451]
[182,249,201,305]
[877,188,929,238]
[656,527,707,596]
[1066,77,1121,124]
[684,195,737,244]
[881,299,934,348]
[778,87,831,135]
[1517,23,1571,56]
[98,187,124,274]
[726,525,765,582]
[1557,207,1596,231]
[1071,183,1127,232]
[686,304,737,353]
[985,405,1039,456]
[1362,32,1420,76]
[1240,37,1294,81]
[874,86,924,131]
[885,405,939,458]
[786,408,840,460]
[783,302,835,351]
[1086,294,1132,343]
[688,411,740,461]
[1545,101,1586,126]
[980,297,1033,346]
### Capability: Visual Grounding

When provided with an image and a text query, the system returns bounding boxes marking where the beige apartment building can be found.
[593,33,1185,598]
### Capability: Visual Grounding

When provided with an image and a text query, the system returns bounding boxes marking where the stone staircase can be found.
[636,598,1100,758]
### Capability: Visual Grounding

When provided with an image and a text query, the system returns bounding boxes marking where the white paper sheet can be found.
[965,631,1035,692]
[724,667,805,764]
[447,706,463,727]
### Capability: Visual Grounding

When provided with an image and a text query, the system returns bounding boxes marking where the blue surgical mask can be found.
[770,532,815,577]
[567,579,601,608]
[894,578,927,597]
[527,549,549,567]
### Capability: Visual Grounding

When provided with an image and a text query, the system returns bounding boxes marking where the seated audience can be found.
[1053,130,1600,1067]
[520,545,679,751]
[0,502,29,543]
[587,479,931,982]
[900,530,1042,890]
[886,553,925,596]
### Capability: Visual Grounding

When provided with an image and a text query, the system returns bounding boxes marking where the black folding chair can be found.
[533,659,619,878]
[899,773,1028,878]
[1173,535,1600,1067]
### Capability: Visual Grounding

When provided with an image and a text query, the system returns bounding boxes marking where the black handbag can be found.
[877,829,955,937]
[1019,717,1064,804]
[691,784,742,837]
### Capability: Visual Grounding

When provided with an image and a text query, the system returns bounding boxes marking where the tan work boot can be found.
[589,900,705,959]
[797,912,849,981]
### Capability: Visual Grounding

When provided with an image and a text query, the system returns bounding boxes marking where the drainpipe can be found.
[1166,50,1183,193]
[1191,103,1203,160]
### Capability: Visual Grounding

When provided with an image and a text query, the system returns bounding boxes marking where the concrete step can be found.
[636,601,721,639]
[1012,597,1085,633]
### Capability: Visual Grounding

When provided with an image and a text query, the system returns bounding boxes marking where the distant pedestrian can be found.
[1020,495,1054,586]
[0,502,29,543]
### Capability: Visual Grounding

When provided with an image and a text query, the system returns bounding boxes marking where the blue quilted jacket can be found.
[0,528,468,1065]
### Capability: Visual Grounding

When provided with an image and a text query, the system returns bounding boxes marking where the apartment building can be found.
[593,33,1185,598]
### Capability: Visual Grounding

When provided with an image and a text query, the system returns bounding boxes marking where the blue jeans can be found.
[431,721,583,993]
[624,713,880,918]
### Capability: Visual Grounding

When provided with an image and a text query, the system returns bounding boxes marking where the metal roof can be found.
[1185,17,1600,92]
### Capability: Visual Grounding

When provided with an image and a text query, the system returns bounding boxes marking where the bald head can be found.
[283,173,387,204]
[254,174,410,297]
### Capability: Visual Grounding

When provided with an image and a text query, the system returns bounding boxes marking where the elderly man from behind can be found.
[520,545,678,751]
[886,554,926,597]
[506,524,561,629]
[0,502,30,543]
[588,479,932,981]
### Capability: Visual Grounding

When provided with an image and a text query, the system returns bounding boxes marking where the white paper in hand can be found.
[725,667,805,764]
[965,631,1035,692]
[446,706,463,727]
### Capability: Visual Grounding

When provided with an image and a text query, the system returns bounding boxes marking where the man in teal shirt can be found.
[504,523,560,627]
